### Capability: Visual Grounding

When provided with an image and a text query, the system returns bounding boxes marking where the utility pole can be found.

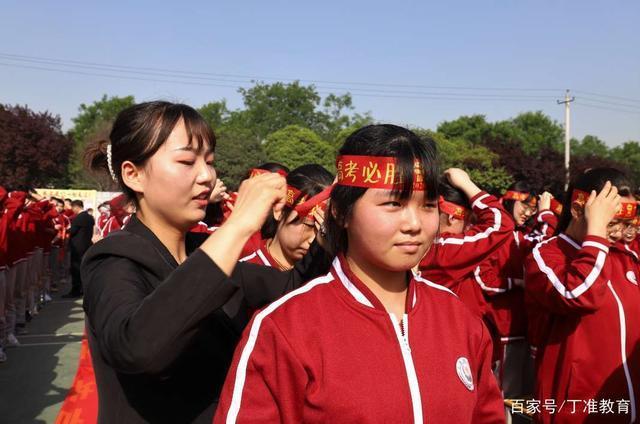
[558,89,575,190]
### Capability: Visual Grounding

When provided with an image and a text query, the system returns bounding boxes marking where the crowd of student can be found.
[2,100,639,423]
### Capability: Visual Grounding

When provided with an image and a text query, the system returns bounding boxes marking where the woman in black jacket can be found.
[81,101,331,423]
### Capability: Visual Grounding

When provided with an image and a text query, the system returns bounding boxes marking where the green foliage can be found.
[214,128,266,190]
[609,141,640,187]
[264,125,335,172]
[68,94,135,188]
[571,134,609,158]
[436,115,492,145]
[198,100,229,131]
[416,129,514,194]
[493,111,564,155]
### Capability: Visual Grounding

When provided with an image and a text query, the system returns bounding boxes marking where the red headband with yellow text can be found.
[550,198,563,216]
[249,168,288,178]
[502,190,537,206]
[336,155,425,190]
[571,189,637,219]
[294,185,333,221]
[438,196,468,220]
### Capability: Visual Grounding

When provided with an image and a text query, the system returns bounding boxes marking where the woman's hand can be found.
[444,168,481,199]
[538,192,553,211]
[225,173,287,238]
[585,181,621,239]
[209,179,227,204]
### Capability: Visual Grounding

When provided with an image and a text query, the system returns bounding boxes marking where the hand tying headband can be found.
[502,190,537,206]
[438,196,468,220]
[336,155,425,190]
[571,189,638,219]
[293,185,333,221]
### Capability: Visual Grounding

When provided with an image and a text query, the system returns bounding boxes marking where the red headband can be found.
[550,198,563,215]
[438,196,468,220]
[249,168,288,178]
[285,186,307,208]
[294,185,333,220]
[336,155,425,190]
[571,189,638,219]
[502,190,537,206]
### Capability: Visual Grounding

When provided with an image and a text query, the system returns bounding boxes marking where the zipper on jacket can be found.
[390,314,423,424]
[607,282,637,423]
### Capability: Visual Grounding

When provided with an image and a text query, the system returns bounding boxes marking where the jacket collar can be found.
[331,254,416,314]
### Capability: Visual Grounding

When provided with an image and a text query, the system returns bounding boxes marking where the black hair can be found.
[85,101,216,206]
[439,180,470,210]
[64,198,72,203]
[261,164,334,239]
[502,180,536,217]
[556,167,632,234]
[325,124,439,256]
[203,202,225,227]
[51,197,64,206]
[242,162,290,181]
[71,200,84,209]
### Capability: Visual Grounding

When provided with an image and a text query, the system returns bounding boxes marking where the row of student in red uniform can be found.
[69,101,637,423]
[0,189,136,363]
[211,161,640,423]
[0,191,78,362]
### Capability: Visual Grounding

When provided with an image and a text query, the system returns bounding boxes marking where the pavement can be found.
[0,281,85,424]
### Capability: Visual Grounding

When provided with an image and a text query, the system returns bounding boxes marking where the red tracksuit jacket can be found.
[418,191,515,318]
[215,255,505,423]
[239,240,280,269]
[525,234,640,423]
[473,209,559,340]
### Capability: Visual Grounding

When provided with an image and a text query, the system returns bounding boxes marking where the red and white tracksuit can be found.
[215,255,505,424]
[472,210,559,395]
[525,234,640,423]
[418,191,515,317]
[239,240,279,269]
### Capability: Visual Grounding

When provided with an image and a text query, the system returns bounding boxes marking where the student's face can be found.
[346,189,439,272]
[607,195,636,244]
[138,120,215,229]
[275,211,316,262]
[64,201,72,210]
[438,213,468,235]
[513,200,536,226]
[54,202,64,213]
[623,223,638,243]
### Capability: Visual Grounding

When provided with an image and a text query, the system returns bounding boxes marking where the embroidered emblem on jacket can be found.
[456,357,474,391]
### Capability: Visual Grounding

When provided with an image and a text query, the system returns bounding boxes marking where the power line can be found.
[0,51,563,93]
[574,101,640,115]
[573,89,640,105]
[0,61,557,103]
[574,95,640,111]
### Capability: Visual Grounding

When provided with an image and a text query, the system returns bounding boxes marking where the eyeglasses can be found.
[607,220,634,232]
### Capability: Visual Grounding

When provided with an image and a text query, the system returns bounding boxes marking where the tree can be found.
[418,129,513,194]
[609,141,640,187]
[436,115,492,145]
[264,125,335,171]
[68,94,135,188]
[213,128,267,190]
[493,111,564,155]
[198,100,229,131]
[0,104,73,188]
[238,82,322,141]
[571,134,609,158]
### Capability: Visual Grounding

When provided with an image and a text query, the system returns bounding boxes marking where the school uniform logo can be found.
[456,357,474,391]
[626,271,638,285]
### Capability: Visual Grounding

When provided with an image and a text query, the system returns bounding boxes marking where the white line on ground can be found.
[14,341,82,347]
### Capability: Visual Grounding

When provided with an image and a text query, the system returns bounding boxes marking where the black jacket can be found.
[70,210,95,257]
[81,215,331,423]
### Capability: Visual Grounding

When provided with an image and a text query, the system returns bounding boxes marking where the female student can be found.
[525,168,639,423]
[215,124,504,423]
[82,101,331,423]
[241,164,333,270]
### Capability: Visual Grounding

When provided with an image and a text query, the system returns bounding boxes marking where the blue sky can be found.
[1,0,638,145]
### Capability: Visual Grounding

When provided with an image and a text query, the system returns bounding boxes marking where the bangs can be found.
[181,106,216,153]
[388,136,439,201]
[141,103,216,159]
